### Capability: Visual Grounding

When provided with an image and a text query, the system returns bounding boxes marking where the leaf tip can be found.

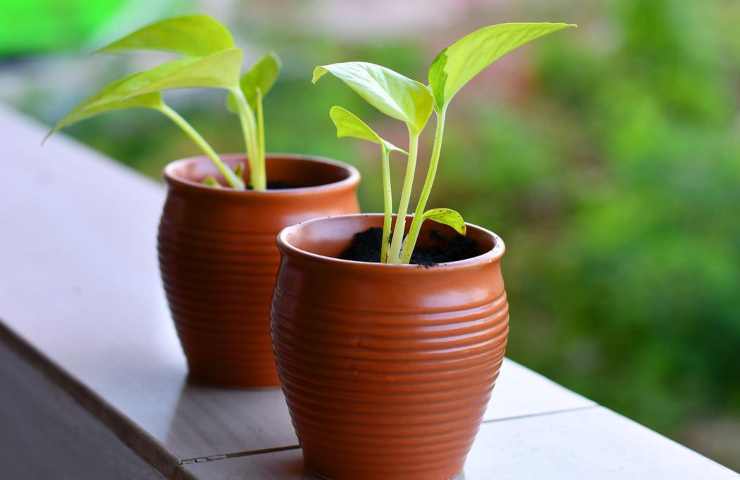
[423,208,467,235]
[328,106,346,138]
[311,66,328,84]
[41,129,54,146]
[268,51,283,68]
[41,122,64,145]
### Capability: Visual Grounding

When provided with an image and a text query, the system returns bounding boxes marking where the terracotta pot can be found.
[158,154,360,387]
[272,214,509,479]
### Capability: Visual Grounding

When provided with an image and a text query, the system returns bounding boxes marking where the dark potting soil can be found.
[340,227,482,266]
[245,181,305,190]
[266,181,302,190]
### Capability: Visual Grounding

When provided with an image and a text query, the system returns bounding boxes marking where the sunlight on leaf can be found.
[429,22,576,110]
[313,62,433,134]
[97,14,235,57]
[423,208,466,235]
[329,106,406,154]
[79,49,242,109]
[46,92,163,141]
[49,48,243,138]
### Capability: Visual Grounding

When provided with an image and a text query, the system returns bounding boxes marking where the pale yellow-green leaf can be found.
[429,22,576,110]
[234,162,244,178]
[50,48,242,138]
[313,62,433,134]
[84,48,242,110]
[46,91,163,141]
[329,106,406,154]
[97,14,234,57]
[227,52,281,112]
[202,175,222,188]
[423,208,466,235]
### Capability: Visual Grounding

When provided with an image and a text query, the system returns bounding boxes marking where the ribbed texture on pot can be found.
[272,214,508,479]
[158,226,280,386]
[158,154,359,387]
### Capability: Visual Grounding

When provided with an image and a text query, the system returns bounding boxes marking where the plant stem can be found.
[387,130,419,264]
[401,108,447,263]
[159,103,244,189]
[380,146,393,263]
[256,89,266,170]
[230,87,266,190]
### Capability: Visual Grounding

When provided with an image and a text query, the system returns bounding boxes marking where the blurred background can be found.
[1,0,738,469]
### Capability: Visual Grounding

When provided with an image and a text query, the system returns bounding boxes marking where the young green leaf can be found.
[428,22,576,110]
[328,106,406,154]
[49,48,242,140]
[74,49,242,111]
[313,62,433,134]
[47,92,163,139]
[227,52,281,112]
[400,208,467,262]
[97,14,234,57]
[327,105,399,263]
[202,176,222,188]
[241,52,281,108]
[422,208,466,235]
[234,162,245,179]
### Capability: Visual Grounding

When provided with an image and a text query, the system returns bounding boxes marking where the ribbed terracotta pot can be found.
[158,154,360,387]
[272,214,509,479]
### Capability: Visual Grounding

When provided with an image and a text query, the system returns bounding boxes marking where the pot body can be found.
[158,154,360,387]
[272,214,509,479]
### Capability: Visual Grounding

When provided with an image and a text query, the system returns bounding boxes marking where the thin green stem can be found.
[230,87,266,190]
[387,130,419,264]
[380,146,393,263]
[159,103,244,189]
[256,89,266,171]
[401,108,447,263]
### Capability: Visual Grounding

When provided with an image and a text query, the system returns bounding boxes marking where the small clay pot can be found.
[158,154,360,387]
[272,214,509,479]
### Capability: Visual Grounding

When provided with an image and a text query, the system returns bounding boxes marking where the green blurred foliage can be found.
[0,0,122,53]
[20,0,740,468]
[529,0,740,433]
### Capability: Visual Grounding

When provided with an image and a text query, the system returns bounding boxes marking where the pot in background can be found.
[272,214,509,479]
[158,154,360,387]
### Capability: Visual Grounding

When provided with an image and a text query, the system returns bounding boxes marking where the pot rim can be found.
[277,213,505,271]
[163,152,360,198]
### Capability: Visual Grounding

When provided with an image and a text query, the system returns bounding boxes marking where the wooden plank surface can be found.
[0,104,734,479]
[0,339,167,480]
[185,408,738,480]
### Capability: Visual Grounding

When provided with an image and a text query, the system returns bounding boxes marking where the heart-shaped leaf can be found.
[313,62,433,134]
[47,91,163,139]
[81,48,242,108]
[97,14,235,57]
[423,208,466,235]
[429,22,576,110]
[227,52,281,112]
[50,48,242,137]
[329,106,406,154]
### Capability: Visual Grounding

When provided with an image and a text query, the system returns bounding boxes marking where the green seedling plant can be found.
[46,15,281,191]
[315,22,575,264]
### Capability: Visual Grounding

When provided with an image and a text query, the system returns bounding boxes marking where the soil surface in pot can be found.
[340,227,481,266]
[244,181,306,190]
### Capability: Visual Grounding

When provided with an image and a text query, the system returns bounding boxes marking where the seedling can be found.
[315,22,575,264]
[46,15,281,191]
